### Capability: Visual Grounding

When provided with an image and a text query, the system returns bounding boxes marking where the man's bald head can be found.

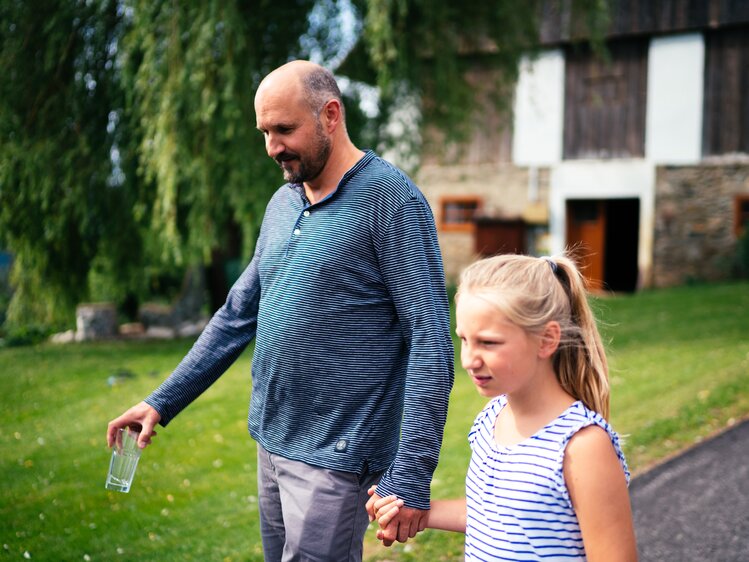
[256,60,345,120]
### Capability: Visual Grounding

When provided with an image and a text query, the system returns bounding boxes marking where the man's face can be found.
[275,118,331,184]
[255,86,331,185]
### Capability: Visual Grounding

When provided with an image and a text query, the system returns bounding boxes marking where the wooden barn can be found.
[412,0,749,291]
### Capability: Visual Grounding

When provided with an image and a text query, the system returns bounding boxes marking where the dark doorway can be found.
[604,198,640,292]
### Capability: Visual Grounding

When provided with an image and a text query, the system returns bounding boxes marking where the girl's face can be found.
[455,291,545,398]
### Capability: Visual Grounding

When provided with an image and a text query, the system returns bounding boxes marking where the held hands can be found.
[366,486,428,547]
[107,401,161,450]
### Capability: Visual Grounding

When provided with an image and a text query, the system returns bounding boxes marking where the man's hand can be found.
[107,401,161,449]
[366,488,428,546]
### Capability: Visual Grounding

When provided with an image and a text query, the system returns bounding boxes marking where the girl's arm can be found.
[424,499,467,532]
[564,425,638,562]
[373,494,467,534]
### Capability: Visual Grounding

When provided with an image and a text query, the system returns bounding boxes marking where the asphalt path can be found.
[630,418,749,561]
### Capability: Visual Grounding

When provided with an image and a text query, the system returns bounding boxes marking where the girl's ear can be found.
[538,321,561,358]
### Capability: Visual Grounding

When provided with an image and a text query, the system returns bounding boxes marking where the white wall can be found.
[646,33,705,164]
[512,50,565,166]
[549,160,656,286]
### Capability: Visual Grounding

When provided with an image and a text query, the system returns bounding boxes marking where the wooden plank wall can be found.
[703,26,749,155]
[563,39,648,159]
[539,0,749,45]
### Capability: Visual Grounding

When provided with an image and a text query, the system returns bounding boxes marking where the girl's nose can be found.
[461,346,482,371]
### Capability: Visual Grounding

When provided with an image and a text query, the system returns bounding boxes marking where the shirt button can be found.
[293,229,301,236]
[303,210,310,217]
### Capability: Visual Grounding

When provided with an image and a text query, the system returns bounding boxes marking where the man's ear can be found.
[538,321,561,358]
[320,99,343,133]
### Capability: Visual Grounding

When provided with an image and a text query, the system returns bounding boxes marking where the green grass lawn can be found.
[1,281,748,561]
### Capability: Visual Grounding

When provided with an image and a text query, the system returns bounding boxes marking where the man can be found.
[107,60,454,561]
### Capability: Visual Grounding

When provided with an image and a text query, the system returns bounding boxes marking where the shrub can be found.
[0,323,52,348]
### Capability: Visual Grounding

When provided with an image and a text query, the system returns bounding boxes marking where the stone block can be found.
[76,303,117,341]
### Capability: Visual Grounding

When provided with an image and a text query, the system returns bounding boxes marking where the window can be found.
[440,196,482,232]
[736,195,749,236]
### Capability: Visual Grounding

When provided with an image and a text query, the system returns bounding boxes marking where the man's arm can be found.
[143,257,261,425]
[106,254,262,446]
[372,197,455,542]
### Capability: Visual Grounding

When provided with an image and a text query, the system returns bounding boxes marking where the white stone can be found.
[50,330,76,344]
[145,326,176,340]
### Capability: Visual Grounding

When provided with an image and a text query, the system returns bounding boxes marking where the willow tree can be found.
[0,0,607,330]
[0,0,317,327]
[118,1,320,311]
[0,0,130,327]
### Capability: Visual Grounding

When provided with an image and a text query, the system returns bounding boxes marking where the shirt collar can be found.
[286,150,375,206]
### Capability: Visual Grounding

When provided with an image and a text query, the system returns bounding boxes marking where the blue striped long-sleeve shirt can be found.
[145,150,454,509]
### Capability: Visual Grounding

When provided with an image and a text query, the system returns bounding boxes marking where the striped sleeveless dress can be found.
[465,396,629,561]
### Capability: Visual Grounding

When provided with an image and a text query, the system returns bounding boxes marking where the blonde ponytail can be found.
[550,257,610,419]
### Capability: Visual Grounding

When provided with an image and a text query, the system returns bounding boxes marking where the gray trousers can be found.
[257,444,383,562]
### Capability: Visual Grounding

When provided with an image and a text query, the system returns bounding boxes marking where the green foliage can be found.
[0,0,132,327]
[0,254,12,327]
[0,323,52,348]
[0,0,316,329]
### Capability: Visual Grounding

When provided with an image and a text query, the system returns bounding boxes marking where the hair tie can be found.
[543,256,558,274]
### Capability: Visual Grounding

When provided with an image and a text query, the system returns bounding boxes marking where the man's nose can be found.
[265,133,284,159]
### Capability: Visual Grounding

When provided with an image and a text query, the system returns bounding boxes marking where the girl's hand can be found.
[367,485,404,525]
[373,494,404,529]
[366,485,379,521]
[367,485,407,544]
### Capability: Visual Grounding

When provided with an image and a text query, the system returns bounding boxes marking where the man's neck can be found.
[304,143,365,205]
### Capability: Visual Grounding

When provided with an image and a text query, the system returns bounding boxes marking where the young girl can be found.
[370,254,637,561]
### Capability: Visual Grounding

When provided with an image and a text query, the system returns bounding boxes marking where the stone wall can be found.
[653,163,749,287]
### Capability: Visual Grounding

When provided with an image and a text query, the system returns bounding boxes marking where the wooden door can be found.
[566,200,606,291]
[475,218,526,256]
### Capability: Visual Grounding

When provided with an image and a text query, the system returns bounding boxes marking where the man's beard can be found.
[277,124,331,184]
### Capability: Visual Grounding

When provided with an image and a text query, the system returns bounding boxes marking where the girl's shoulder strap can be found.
[468,395,505,446]
[555,402,630,487]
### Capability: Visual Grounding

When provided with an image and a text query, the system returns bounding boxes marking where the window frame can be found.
[439,196,483,232]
